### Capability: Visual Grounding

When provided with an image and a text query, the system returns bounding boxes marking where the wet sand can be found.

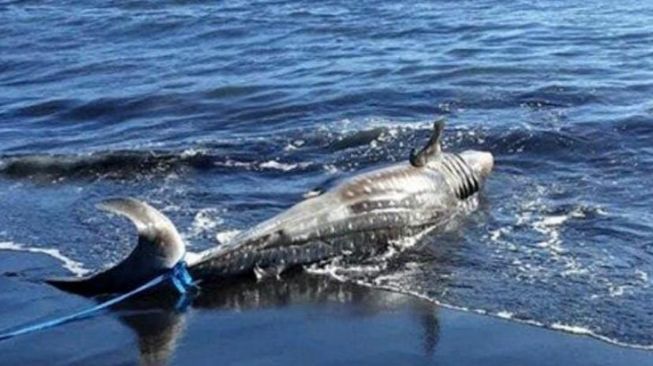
[0,251,651,366]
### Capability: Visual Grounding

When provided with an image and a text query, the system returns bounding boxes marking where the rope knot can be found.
[170,261,195,295]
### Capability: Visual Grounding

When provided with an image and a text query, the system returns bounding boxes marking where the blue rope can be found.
[0,260,195,341]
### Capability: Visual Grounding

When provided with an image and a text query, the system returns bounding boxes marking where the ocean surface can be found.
[1,0,653,355]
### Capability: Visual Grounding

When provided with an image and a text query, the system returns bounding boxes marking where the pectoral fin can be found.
[253,264,284,281]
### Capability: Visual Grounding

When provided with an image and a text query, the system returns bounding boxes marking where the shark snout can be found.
[459,150,494,182]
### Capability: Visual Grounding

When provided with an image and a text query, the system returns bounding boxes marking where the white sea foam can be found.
[305,261,349,282]
[496,310,514,319]
[0,241,91,277]
[259,160,298,171]
[551,322,594,334]
[548,322,651,349]
[320,271,653,350]
[214,159,252,169]
[323,164,339,174]
[635,269,650,285]
[180,148,206,158]
[607,285,629,297]
[323,117,488,157]
[283,139,305,151]
[359,117,432,132]
[305,255,388,281]
[186,208,223,240]
[215,159,310,172]
[308,225,439,280]
[491,193,597,283]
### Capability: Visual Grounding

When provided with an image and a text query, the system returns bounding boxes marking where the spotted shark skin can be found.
[189,123,493,280]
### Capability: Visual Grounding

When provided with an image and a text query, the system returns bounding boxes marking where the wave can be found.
[373,282,653,351]
[0,241,90,277]
[0,150,212,180]
[2,117,645,183]
[0,150,317,182]
[311,255,653,351]
[0,120,459,182]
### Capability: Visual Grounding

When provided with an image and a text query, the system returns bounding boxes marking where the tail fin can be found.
[47,198,186,295]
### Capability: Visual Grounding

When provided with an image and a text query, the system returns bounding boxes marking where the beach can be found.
[0,250,650,365]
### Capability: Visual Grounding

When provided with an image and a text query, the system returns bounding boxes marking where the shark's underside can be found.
[47,121,494,295]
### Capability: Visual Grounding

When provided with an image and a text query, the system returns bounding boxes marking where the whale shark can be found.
[47,121,494,295]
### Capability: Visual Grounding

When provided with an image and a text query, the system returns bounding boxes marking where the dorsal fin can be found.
[410,119,445,167]
[47,198,186,295]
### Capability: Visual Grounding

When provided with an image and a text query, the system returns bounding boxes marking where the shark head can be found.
[410,119,493,199]
[459,149,494,185]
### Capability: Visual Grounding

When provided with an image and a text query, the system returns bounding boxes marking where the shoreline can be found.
[0,250,651,365]
[364,281,653,352]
